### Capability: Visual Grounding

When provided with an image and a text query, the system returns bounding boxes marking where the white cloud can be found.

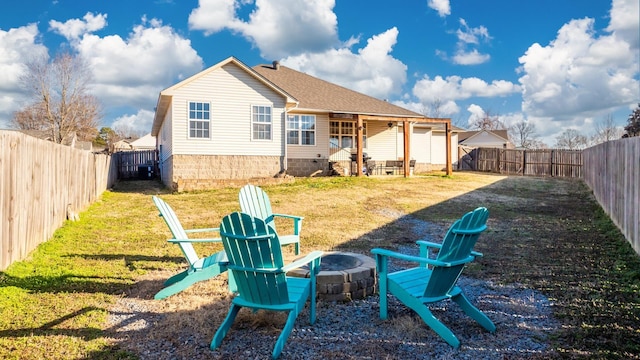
[427,0,451,17]
[111,109,155,136]
[188,0,239,34]
[452,49,490,65]
[0,24,49,127]
[65,16,203,110]
[439,18,492,65]
[391,99,460,117]
[456,19,490,44]
[413,75,520,103]
[281,27,406,100]
[606,0,639,49]
[189,0,339,59]
[49,12,107,41]
[518,5,639,119]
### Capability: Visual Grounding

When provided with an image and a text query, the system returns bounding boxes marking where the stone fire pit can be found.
[288,252,377,302]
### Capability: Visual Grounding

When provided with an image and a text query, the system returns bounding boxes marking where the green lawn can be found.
[0,173,638,359]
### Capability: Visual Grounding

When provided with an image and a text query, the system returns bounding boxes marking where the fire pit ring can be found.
[288,252,377,302]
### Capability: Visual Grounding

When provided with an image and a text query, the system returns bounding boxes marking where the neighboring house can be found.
[19,129,93,151]
[151,56,455,191]
[130,133,156,150]
[458,130,514,149]
[111,139,133,152]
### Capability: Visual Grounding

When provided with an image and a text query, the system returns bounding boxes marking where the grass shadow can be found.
[2,174,639,359]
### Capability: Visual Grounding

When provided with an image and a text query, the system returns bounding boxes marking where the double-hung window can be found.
[188,101,210,138]
[252,105,272,140]
[287,115,315,145]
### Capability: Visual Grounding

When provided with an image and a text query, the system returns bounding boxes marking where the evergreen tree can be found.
[624,104,640,137]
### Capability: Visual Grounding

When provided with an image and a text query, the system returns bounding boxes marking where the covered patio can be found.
[327,113,453,177]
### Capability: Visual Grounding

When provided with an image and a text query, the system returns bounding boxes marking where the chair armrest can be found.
[272,213,304,221]
[271,214,304,236]
[229,251,323,274]
[184,227,220,234]
[168,237,222,243]
[417,240,483,258]
[281,250,323,273]
[416,240,442,249]
[416,240,441,266]
[371,248,474,268]
[451,225,487,234]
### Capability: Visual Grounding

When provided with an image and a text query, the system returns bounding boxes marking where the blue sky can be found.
[0,0,638,146]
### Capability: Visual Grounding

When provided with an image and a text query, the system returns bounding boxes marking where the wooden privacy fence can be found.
[462,147,583,178]
[583,138,640,256]
[113,150,158,180]
[0,130,117,270]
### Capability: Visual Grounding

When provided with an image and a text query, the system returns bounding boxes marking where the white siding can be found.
[159,103,173,162]
[158,103,174,183]
[170,62,286,157]
[462,131,507,148]
[364,121,398,161]
[411,126,432,163]
[431,131,458,164]
[286,112,329,159]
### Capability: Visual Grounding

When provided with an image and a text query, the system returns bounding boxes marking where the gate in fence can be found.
[113,150,159,180]
[461,147,583,178]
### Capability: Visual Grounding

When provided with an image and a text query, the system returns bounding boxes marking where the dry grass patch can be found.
[1,173,639,359]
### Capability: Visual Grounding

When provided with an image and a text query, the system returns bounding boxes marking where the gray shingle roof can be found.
[252,64,424,118]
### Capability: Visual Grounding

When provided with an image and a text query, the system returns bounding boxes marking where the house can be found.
[151,56,455,191]
[110,139,133,152]
[129,133,156,150]
[458,129,513,149]
[19,129,94,151]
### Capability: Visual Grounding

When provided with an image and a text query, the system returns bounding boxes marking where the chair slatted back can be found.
[239,185,278,231]
[425,207,489,297]
[152,196,200,267]
[220,212,289,305]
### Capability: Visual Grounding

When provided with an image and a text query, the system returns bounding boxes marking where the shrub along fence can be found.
[583,137,640,256]
[464,147,583,178]
[0,130,117,270]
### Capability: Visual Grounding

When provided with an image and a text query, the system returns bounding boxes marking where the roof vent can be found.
[272,60,280,70]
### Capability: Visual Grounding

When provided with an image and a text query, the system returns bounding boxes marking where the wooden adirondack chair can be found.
[152,196,231,300]
[238,184,303,255]
[371,207,495,348]
[211,212,323,360]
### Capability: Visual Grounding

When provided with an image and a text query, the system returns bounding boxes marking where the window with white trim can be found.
[287,115,315,145]
[252,105,272,140]
[188,101,210,138]
[330,121,366,149]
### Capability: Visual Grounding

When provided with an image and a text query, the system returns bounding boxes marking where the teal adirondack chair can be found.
[211,212,323,359]
[371,207,495,348]
[152,196,232,300]
[238,184,303,255]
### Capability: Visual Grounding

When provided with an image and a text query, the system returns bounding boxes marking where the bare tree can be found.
[12,52,101,143]
[555,129,588,150]
[469,109,506,130]
[509,121,544,149]
[591,114,624,144]
[421,98,444,119]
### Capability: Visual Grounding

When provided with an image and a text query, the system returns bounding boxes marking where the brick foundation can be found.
[286,158,330,177]
[168,154,288,191]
